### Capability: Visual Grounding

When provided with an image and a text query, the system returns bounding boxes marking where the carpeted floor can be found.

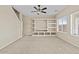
[0,36,79,54]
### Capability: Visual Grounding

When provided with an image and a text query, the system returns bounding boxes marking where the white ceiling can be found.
[13,5,66,16]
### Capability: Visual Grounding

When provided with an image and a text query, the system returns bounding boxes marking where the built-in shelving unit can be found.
[32,19,56,36]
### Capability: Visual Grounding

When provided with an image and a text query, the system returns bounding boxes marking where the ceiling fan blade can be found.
[38,5,41,11]
[41,7,47,10]
[38,5,40,7]
[41,11,46,13]
[34,7,38,10]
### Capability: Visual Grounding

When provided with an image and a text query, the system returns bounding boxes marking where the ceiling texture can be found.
[13,5,67,16]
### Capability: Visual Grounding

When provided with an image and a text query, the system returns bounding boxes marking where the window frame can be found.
[70,11,79,36]
[57,16,68,33]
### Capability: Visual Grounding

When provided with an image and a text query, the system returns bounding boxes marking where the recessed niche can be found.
[45,32,50,35]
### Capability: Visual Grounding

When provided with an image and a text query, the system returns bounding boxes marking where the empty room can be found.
[0,5,79,54]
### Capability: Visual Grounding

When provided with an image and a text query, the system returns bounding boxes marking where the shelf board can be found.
[47,27,56,28]
[47,23,56,24]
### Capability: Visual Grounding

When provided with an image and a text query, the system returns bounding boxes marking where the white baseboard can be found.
[0,36,23,50]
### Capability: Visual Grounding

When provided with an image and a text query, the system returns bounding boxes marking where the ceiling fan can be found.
[32,5,47,15]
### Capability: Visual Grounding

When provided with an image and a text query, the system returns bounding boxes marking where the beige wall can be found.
[0,6,22,49]
[56,6,79,47]
[23,16,33,36]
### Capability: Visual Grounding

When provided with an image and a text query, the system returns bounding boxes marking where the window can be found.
[71,11,79,35]
[58,18,63,31]
[58,16,68,32]
[62,17,68,32]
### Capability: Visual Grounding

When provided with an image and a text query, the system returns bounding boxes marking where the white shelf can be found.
[47,23,56,24]
[32,32,56,36]
[47,27,56,28]
[32,20,56,36]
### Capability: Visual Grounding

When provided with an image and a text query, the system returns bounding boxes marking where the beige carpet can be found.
[0,36,79,54]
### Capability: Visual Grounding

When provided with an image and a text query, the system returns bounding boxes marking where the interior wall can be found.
[23,16,33,36]
[23,16,55,36]
[56,6,79,47]
[0,6,22,49]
